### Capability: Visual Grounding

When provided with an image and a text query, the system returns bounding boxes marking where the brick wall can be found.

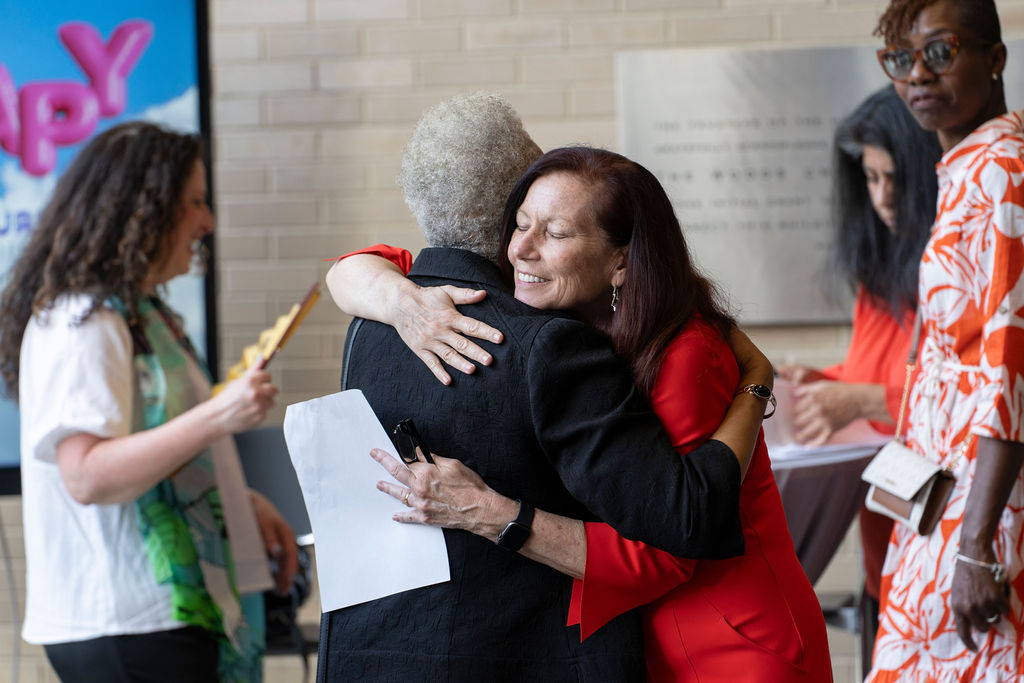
[3,1,1024,680]
[202,0,1023,415]
[206,0,955,417]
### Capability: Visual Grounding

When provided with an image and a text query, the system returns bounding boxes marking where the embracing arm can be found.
[372,446,691,637]
[326,252,412,322]
[373,320,762,573]
[371,447,586,578]
[527,319,742,558]
[326,250,503,384]
[710,326,773,479]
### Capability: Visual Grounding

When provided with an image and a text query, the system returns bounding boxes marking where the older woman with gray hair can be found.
[398,91,540,264]
[319,92,773,680]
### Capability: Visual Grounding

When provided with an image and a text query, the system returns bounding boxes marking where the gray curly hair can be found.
[398,92,541,263]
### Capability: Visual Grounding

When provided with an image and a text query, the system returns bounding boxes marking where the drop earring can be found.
[611,285,619,313]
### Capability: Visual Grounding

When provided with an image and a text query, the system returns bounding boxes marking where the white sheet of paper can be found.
[283,390,450,612]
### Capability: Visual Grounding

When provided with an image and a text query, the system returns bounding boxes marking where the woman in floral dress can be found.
[866,0,1024,680]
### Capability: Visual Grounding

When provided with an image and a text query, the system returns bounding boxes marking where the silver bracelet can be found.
[954,552,1007,583]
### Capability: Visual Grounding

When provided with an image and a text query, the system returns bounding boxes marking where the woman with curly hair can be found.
[0,122,296,682]
[865,0,1024,680]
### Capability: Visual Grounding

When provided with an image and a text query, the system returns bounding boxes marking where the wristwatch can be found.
[737,383,776,418]
[496,499,535,552]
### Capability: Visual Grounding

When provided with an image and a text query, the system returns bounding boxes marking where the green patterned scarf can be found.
[112,295,265,682]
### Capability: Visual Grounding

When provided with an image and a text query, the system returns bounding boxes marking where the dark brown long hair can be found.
[831,86,941,316]
[0,122,202,398]
[499,146,734,395]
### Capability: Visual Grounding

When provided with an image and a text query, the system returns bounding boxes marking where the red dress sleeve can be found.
[328,244,413,275]
[568,320,738,639]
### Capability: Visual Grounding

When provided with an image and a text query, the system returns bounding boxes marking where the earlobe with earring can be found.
[993,73,999,81]
[611,285,619,313]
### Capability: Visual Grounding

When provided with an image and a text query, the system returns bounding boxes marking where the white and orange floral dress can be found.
[867,112,1024,682]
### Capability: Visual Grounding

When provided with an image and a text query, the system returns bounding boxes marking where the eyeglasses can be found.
[392,418,434,464]
[877,35,961,81]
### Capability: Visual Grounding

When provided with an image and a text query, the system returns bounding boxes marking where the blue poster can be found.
[0,2,207,472]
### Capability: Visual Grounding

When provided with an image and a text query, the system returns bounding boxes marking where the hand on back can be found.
[393,285,504,385]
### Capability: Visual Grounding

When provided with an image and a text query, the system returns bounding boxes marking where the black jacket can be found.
[317,248,742,682]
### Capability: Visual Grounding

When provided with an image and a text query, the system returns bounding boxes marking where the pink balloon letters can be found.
[0,20,153,176]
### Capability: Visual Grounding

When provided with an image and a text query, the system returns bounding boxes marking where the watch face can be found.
[497,522,530,551]
[750,384,771,399]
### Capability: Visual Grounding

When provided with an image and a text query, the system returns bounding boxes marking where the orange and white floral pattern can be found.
[867,112,1024,682]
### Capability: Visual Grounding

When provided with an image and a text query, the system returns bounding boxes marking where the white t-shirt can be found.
[19,294,270,645]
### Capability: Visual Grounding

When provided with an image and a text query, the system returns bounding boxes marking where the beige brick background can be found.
[3,0,1024,680]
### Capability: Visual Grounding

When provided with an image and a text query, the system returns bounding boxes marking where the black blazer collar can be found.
[409,247,512,293]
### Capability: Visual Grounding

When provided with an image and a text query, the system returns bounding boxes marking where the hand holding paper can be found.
[283,390,450,612]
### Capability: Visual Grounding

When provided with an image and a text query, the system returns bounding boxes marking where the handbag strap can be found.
[893,312,923,440]
[892,312,972,472]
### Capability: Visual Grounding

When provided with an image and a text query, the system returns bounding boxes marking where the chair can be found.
[234,426,312,543]
[233,426,317,679]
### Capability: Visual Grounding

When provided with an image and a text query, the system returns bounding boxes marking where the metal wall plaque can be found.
[618,44,892,324]
[618,41,1024,324]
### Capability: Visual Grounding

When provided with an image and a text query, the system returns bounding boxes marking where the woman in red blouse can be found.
[340,147,832,681]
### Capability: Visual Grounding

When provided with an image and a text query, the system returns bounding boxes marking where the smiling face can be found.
[507,171,627,323]
[891,0,1006,150]
[146,159,213,291]
[862,144,897,231]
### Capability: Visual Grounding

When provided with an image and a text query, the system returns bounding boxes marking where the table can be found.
[770,447,878,585]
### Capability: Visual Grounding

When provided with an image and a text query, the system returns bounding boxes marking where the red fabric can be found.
[332,244,414,273]
[823,288,914,601]
[822,287,914,431]
[568,320,833,682]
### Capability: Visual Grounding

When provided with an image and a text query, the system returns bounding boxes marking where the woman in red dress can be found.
[341,147,832,681]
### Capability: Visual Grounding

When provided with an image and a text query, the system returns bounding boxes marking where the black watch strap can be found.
[496,499,535,552]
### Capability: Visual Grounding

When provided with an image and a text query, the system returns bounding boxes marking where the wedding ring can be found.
[986,614,1000,624]
[403,491,411,507]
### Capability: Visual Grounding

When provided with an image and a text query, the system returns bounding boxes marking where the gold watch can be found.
[736,383,776,418]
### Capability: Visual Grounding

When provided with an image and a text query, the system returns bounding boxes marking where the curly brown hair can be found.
[875,0,1002,46]
[0,122,203,399]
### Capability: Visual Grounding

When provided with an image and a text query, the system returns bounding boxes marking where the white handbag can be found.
[861,439,956,535]
[860,314,959,536]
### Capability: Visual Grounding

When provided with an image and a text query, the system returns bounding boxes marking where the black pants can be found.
[44,626,218,683]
